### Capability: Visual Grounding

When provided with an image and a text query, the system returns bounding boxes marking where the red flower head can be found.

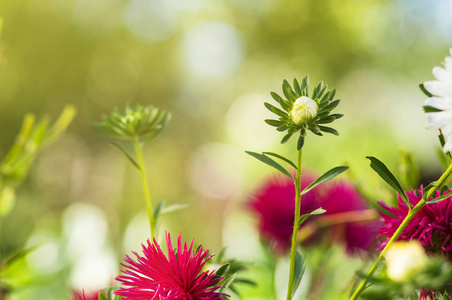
[248,172,379,255]
[115,232,228,300]
[378,188,452,258]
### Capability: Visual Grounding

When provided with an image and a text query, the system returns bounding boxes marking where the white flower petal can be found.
[424,97,452,110]
[424,80,452,98]
[443,138,452,153]
[426,110,452,128]
[432,66,451,82]
[445,56,452,73]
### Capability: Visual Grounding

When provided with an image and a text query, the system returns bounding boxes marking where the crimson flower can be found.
[378,188,452,258]
[72,290,86,300]
[115,233,228,300]
[248,172,379,255]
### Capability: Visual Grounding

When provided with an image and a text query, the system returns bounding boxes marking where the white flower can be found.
[385,240,428,282]
[424,49,452,152]
[290,96,318,125]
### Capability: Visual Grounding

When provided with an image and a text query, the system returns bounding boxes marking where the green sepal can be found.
[423,105,442,113]
[419,83,432,97]
[264,102,288,117]
[318,126,339,136]
[297,136,304,150]
[289,251,306,300]
[246,151,294,181]
[297,207,326,226]
[329,113,344,119]
[216,264,230,277]
[282,81,298,102]
[281,132,294,144]
[265,119,285,127]
[301,76,309,93]
[300,166,348,196]
[270,92,291,112]
[366,156,410,208]
[293,78,302,96]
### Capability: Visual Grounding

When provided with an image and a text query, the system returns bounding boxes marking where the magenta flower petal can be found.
[115,232,228,300]
[378,188,452,258]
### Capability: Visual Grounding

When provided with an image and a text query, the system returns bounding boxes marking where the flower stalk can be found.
[350,162,452,299]
[286,148,303,300]
[133,136,155,238]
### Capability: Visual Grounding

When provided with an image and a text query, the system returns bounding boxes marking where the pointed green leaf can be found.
[265,119,285,127]
[262,152,297,170]
[271,92,291,112]
[282,81,298,102]
[98,293,108,300]
[329,113,344,119]
[318,126,339,136]
[301,166,348,196]
[110,142,140,170]
[160,203,189,215]
[245,151,294,181]
[297,135,304,150]
[423,105,442,113]
[419,83,432,97]
[216,264,230,276]
[293,78,301,96]
[366,156,410,207]
[290,251,305,299]
[281,132,294,144]
[220,273,237,293]
[297,207,326,226]
[301,75,309,91]
[264,102,288,117]
[427,190,452,204]
[153,199,167,221]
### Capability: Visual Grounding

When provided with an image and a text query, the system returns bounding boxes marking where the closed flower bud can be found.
[290,96,318,125]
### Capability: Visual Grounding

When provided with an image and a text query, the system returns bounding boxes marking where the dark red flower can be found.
[115,232,228,299]
[378,188,452,258]
[248,172,379,255]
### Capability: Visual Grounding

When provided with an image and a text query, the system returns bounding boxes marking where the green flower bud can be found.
[290,96,318,125]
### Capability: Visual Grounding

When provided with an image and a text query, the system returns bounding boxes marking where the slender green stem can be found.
[133,136,155,238]
[286,148,303,300]
[350,162,452,300]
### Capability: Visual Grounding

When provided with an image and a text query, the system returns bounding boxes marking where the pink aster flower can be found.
[115,232,228,300]
[247,172,379,255]
[378,188,452,258]
[72,290,86,300]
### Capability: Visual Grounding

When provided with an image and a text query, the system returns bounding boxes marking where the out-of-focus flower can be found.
[72,290,99,300]
[115,233,228,300]
[247,172,321,254]
[378,188,452,258]
[290,96,318,125]
[423,49,452,152]
[384,240,428,282]
[247,173,379,255]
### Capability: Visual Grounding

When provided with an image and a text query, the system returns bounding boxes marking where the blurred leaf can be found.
[427,190,452,204]
[219,273,237,294]
[110,142,140,170]
[160,203,189,215]
[245,151,294,181]
[289,251,305,299]
[0,187,15,217]
[366,156,410,208]
[216,264,230,277]
[300,166,348,196]
[419,83,432,97]
[399,149,419,190]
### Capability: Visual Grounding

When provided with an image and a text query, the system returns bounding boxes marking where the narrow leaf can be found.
[427,190,452,204]
[366,156,410,207]
[110,142,140,170]
[262,152,297,170]
[419,83,432,97]
[293,78,301,96]
[216,264,230,276]
[318,126,339,136]
[160,203,189,215]
[153,199,166,221]
[245,151,294,181]
[297,135,304,150]
[297,207,326,226]
[265,119,285,127]
[281,132,294,144]
[423,105,442,113]
[301,166,348,196]
[220,273,237,293]
[264,102,287,117]
[290,251,306,299]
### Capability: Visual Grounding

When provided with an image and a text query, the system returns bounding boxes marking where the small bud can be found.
[385,240,428,282]
[290,96,318,125]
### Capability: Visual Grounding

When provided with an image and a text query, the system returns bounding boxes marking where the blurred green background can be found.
[0,0,452,299]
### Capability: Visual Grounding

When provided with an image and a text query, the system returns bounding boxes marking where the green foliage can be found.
[0,105,76,217]
[300,166,348,196]
[245,151,295,181]
[366,156,410,208]
[100,287,122,300]
[297,207,326,226]
[289,251,305,300]
[94,104,171,145]
[266,76,343,150]
[152,199,189,227]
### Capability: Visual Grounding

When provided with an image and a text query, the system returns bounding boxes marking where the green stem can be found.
[286,148,303,300]
[133,136,155,238]
[350,162,452,300]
